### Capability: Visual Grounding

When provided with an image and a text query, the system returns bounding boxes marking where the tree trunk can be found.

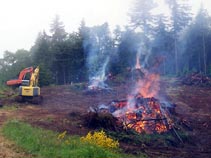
[198,50,201,73]
[202,33,207,75]
[174,37,178,75]
[63,65,66,84]
[163,59,166,75]
[55,71,58,84]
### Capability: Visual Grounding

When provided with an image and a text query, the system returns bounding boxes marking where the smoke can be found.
[88,56,110,89]
[135,47,141,69]
[135,43,151,69]
[83,23,112,89]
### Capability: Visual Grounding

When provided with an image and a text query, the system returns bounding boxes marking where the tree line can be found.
[0,0,211,86]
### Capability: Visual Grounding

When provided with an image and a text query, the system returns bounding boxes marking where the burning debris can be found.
[88,69,174,134]
[87,52,175,134]
[93,94,174,134]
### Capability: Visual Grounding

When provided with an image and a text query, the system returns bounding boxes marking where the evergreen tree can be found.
[65,32,85,82]
[165,0,192,74]
[151,14,174,74]
[50,15,68,84]
[50,15,67,43]
[182,5,211,74]
[31,31,53,86]
[130,0,157,35]
[195,5,210,74]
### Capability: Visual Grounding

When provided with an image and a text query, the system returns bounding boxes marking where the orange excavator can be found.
[6,66,42,104]
[6,67,34,86]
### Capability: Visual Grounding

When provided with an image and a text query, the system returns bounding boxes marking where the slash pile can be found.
[98,94,174,134]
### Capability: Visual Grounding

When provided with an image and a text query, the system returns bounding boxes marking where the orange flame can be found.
[126,62,170,133]
[112,96,172,133]
[110,53,172,134]
[122,99,170,133]
[135,73,160,98]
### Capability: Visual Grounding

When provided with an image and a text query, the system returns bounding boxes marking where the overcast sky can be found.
[0,0,210,58]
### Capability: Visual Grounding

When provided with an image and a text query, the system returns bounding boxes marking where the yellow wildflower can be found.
[57,131,67,140]
[80,130,119,149]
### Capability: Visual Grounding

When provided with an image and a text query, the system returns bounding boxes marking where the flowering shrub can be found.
[57,131,67,140]
[80,130,119,149]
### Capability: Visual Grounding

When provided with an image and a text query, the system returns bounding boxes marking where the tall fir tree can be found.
[50,15,67,43]
[165,0,192,74]
[195,4,210,74]
[151,14,174,74]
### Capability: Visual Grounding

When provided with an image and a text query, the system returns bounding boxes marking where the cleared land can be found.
[0,78,211,158]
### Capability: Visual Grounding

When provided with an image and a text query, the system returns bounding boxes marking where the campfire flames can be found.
[110,96,172,134]
[97,53,173,134]
[135,72,160,98]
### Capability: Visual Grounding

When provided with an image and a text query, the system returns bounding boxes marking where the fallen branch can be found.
[125,117,168,126]
[171,126,184,143]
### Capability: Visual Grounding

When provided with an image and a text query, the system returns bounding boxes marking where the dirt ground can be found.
[0,78,211,158]
[0,133,32,158]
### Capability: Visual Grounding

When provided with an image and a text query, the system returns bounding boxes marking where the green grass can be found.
[1,120,127,158]
[0,86,17,99]
[0,105,19,111]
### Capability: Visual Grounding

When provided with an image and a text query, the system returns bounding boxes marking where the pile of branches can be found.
[181,73,211,86]
[82,111,123,131]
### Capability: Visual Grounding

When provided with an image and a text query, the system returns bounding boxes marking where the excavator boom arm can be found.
[6,67,34,86]
[29,66,39,87]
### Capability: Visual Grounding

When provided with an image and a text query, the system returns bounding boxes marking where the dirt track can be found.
[0,110,32,158]
[0,78,211,158]
[0,133,32,158]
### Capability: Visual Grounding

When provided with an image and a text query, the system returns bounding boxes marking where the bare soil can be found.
[0,133,32,158]
[0,78,211,158]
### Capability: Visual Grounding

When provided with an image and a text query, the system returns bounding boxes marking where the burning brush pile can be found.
[106,95,173,134]
[87,98,174,134]
[87,65,175,134]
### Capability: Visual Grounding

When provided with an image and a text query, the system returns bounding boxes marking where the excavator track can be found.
[15,96,25,103]
[15,96,43,105]
[32,96,43,104]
